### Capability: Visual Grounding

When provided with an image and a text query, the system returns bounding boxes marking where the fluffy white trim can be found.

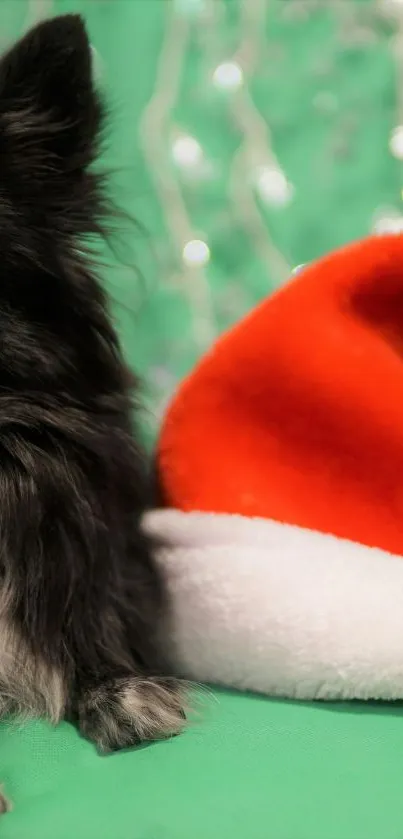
[143,510,403,700]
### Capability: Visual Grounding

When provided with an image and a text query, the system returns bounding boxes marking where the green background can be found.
[1,0,400,441]
[2,2,403,837]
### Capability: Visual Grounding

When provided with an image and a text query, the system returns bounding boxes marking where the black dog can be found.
[0,12,185,773]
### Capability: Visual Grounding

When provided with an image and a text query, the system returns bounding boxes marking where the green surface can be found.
[2,1,403,837]
[4,692,403,839]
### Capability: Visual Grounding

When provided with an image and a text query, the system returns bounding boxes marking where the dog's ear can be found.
[0,14,102,172]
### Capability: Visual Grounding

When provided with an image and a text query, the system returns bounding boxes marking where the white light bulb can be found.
[380,0,403,19]
[172,135,203,168]
[390,126,403,159]
[182,239,210,266]
[374,218,403,234]
[255,165,294,207]
[292,263,306,276]
[213,62,243,91]
[372,208,403,234]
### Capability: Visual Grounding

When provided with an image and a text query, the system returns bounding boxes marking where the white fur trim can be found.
[143,510,403,700]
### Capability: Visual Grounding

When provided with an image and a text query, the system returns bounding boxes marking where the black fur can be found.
[0,15,185,757]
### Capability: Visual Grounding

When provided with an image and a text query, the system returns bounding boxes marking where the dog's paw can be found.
[78,676,186,753]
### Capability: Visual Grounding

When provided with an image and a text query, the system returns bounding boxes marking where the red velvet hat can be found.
[157,235,403,556]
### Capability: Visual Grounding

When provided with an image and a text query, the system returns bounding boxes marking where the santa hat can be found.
[144,235,403,700]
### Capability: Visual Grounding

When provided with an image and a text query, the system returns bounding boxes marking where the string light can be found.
[255,165,294,207]
[205,0,291,286]
[182,239,211,266]
[213,62,244,90]
[24,0,54,29]
[172,134,203,168]
[381,0,403,235]
[372,208,403,234]
[292,264,306,276]
[139,1,216,352]
[373,218,403,234]
[389,125,403,158]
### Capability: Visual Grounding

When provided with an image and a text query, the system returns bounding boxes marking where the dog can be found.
[0,13,185,802]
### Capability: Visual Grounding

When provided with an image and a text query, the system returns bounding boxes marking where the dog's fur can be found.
[0,12,185,778]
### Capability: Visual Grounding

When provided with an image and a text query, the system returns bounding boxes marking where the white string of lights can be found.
[138,1,216,351]
[373,0,403,233]
[24,0,53,29]
[206,0,291,286]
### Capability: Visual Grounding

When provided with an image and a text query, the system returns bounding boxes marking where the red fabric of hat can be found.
[157,235,403,556]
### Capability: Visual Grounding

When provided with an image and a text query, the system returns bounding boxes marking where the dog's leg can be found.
[71,529,187,753]
[0,439,188,754]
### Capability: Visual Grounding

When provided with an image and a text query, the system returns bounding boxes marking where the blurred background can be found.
[1,0,402,444]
